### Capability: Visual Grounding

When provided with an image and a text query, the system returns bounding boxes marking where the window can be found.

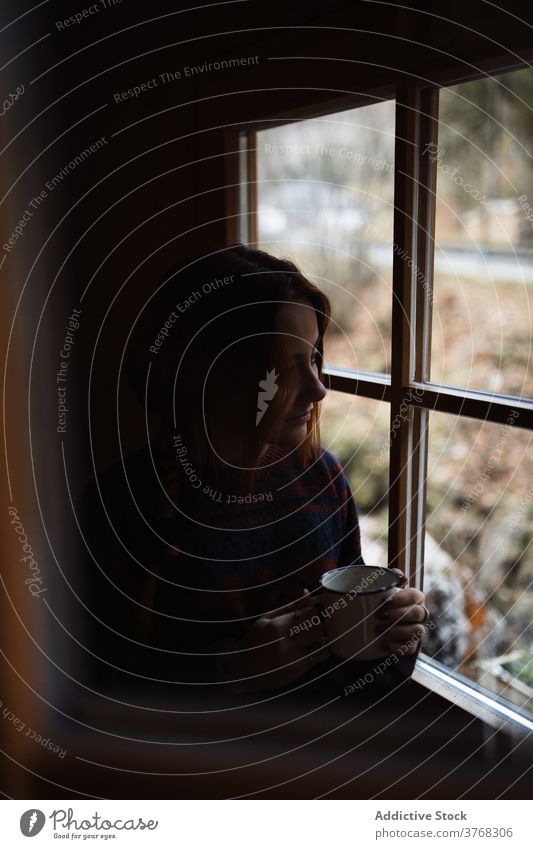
[426,411,532,714]
[238,69,533,728]
[432,70,533,397]
[256,100,396,373]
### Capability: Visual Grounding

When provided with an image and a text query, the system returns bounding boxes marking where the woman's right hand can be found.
[224,590,331,694]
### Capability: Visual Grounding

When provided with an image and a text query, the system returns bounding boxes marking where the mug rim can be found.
[319,564,401,595]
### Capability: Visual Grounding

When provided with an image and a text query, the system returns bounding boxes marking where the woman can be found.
[81,244,428,696]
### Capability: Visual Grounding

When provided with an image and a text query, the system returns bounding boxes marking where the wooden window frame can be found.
[232,73,533,741]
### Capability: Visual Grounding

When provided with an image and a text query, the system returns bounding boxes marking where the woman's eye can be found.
[311,348,321,365]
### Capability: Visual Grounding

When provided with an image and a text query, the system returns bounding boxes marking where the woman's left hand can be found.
[373,569,429,656]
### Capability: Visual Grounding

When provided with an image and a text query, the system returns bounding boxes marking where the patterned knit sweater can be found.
[79,440,419,695]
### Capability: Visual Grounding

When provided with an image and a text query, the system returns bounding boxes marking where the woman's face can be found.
[274,298,327,447]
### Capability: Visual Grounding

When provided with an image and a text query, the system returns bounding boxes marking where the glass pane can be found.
[425,410,533,716]
[320,392,390,567]
[256,100,395,374]
[430,68,533,398]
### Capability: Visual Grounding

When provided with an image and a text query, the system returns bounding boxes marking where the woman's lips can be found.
[286,410,312,424]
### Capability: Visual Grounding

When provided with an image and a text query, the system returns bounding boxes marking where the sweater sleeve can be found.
[336,466,365,569]
[149,557,246,686]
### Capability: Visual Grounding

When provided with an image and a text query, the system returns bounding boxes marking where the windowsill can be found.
[413,654,533,742]
[25,665,531,798]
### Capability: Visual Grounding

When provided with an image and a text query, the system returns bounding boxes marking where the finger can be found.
[375,602,427,624]
[374,585,421,613]
[265,590,320,618]
[376,622,427,643]
[273,605,323,637]
[376,616,428,635]
[390,568,408,585]
[394,587,425,605]
[383,641,419,656]
[290,612,327,644]
[377,588,424,612]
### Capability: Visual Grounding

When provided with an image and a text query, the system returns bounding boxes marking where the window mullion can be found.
[415,87,439,384]
[408,87,439,590]
[388,83,422,580]
[323,368,390,402]
[236,129,258,245]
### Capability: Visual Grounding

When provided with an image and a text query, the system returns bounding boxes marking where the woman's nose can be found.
[314,378,327,403]
[302,367,327,404]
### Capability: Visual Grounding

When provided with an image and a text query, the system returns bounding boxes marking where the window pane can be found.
[320,392,390,566]
[256,100,395,374]
[430,68,533,398]
[425,410,533,716]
